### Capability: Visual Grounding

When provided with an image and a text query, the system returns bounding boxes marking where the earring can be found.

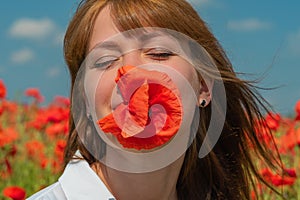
[200,99,206,107]
[87,113,93,121]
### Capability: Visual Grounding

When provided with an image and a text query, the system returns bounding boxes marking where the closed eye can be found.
[94,56,119,69]
[145,48,175,61]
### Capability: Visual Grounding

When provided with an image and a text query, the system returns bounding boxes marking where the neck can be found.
[92,155,184,200]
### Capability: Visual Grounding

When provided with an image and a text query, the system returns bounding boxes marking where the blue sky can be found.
[0,0,299,115]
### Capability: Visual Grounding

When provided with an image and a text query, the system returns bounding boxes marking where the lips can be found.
[97,66,182,150]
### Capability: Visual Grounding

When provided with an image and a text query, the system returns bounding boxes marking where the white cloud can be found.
[11,48,35,64]
[287,29,300,55]
[9,18,56,40]
[46,67,61,78]
[227,18,272,32]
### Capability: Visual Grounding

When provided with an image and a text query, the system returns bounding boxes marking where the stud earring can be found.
[200,99,206,107]
[87,113,93,121]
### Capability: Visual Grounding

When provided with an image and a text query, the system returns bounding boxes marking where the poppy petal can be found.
[98,66,182,150]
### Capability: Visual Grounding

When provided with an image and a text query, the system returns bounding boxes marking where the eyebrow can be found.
[92,31,166,51]
[95,41,121,51]
[138,32,164,42]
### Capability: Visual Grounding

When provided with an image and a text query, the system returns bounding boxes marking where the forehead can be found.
[89,6,120,51]
[94,31,176,50]
[88,5,175,52]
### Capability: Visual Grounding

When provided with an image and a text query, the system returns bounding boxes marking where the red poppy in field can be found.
[296,127,300,146]
[2,186,26,200]
[0,100,19,124]
[98,66,182,150]
[270,175,296,186]
[54,139,66,161]
[284,168,297,178]
[0,79,6,99]
[254,119,274,148]
[0,104,3,115]
[265,112,281,131]
[1,100,18,113]
[51,159,62,174]
[51,139,66,173]
[25,140,48,169]
[0,127,19,147]
[295,100,300,120]
[53,96,70,107]
[24,88,44,103]
[25,140,44,157]
[39,155,48,169]
[45,122,68,138]
[26,111,48,130]
[260,168,273,178]
[7,145,17,157]
[275,123,297,153]
[46,106,69,123]
[261,167,297,187]
[26,105,69,131]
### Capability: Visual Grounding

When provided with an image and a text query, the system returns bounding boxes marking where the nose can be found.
[121,50,143,67]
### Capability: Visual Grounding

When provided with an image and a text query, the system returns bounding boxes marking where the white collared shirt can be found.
[26,154,115,200]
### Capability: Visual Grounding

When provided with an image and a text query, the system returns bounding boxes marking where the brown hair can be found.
[63,0,283,199]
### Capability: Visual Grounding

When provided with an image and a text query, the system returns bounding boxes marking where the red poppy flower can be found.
[265,112,281,131]
[0,127,19,147]
[3,186,26,200]
[24,88,44,103]
[54,139,66,161]
[98,66,182,150]
[7,145,17,157]
[254,119,273,146]
[296,127,300,147]
[0,79,6,99]
[39,155,48,169]
[261,167,297,187]
[45,122,68,138]
[284,168,297,178]
[0,104,3,116]
[26,105,69,131]
[295,100,300,120]
[1,100,18,113]
[271,175,296,186]
[46,106,69,123]
[53,96,70,107]
[25,140,44,157]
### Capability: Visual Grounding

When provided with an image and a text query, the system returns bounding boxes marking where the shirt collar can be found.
[58,151,115,200]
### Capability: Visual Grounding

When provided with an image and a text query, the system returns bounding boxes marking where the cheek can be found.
[94,70,117,118]
[168,58,200,94]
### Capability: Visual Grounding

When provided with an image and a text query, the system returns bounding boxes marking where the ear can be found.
[197,77,214,107]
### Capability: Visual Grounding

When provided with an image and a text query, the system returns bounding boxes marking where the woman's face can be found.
[88,6,200,120]
[73,5,224,172]
[79,4,206,158]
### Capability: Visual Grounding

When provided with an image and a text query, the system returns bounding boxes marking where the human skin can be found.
[86,5,213,200]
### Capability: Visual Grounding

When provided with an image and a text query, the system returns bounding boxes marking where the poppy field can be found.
[0,79,299,199]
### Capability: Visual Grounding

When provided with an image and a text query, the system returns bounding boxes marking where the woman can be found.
[28,0,283,199]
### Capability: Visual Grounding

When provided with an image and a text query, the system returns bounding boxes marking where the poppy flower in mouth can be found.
[98,65,183,150]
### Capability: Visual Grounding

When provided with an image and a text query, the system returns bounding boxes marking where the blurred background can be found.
[1,1,299,199]
[0,0,299,115]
